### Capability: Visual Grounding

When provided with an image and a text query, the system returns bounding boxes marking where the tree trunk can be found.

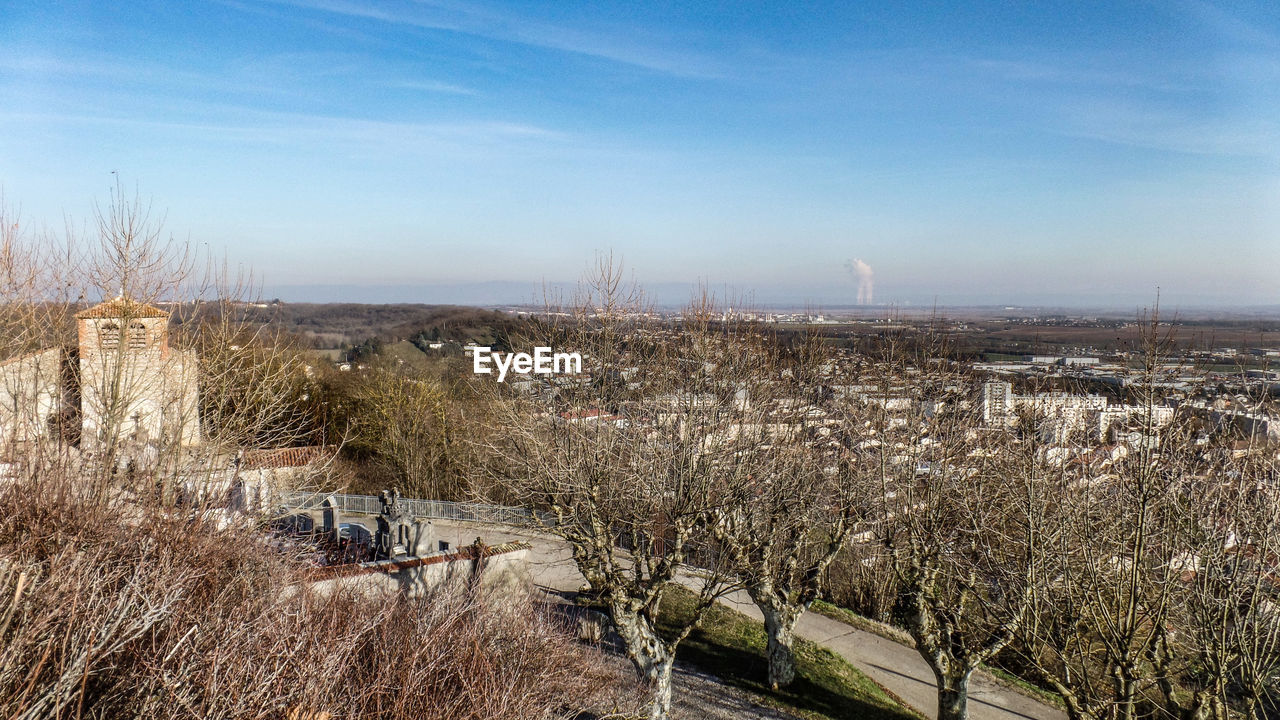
[936,668,974,720]
[1112,663,1139,720]
[1242,695,1261,720]
[748,583,806,690]
[648,659,674,720]
[760,602,801,689]
[611,606,676,720]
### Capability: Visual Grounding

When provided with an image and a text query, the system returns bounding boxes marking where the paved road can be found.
[429,520,1066,720]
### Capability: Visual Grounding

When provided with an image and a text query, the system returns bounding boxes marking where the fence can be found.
[279,492,729,574]
[279,491,554,527]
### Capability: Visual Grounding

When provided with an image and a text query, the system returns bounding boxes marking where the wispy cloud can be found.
[0,106,566,154]
[0,53,212,86]
[958,56,1200,94]
[0,48,482,107]
[1177,0,1279,50]
[378,78,477,96]
[0,50,330,101]
[249,0,726,78]
[913,49,1280,161]
[1056,100,1280,160]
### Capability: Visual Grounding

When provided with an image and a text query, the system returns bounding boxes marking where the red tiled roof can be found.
[75,297,169,319]
[242,445,337,470]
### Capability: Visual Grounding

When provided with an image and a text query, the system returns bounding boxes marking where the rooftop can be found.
[75,296,169,320]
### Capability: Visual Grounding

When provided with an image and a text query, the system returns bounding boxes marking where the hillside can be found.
[249,303,531,356]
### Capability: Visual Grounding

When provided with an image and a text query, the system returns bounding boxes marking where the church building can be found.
[0,297,200,457]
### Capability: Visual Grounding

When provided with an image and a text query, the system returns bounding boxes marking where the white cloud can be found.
[254,0,726,78]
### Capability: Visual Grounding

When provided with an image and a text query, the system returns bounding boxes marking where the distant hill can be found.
[252,303,530,355]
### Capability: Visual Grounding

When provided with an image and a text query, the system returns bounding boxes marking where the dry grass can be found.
[0,475,614,720]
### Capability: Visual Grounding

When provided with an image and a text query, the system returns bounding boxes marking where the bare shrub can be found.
[0,475,613,720]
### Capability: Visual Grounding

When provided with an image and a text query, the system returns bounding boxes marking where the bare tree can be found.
[1014,308,1236,720]
[853,328,1051,720]
[709,330,866,689]
[478,260,777,720]
[1,183,331,509]
[1165,445,1280,720]
[715,444,861,689]
[0,199,79,472]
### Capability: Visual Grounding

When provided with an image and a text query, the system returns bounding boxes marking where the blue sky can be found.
[1,1,1277,307]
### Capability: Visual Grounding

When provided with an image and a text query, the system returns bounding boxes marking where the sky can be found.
[1,0,1277,308]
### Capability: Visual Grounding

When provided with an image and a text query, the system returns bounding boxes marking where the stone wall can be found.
[304,541,533,600]
[0,348,65,455]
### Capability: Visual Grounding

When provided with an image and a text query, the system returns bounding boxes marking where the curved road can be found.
[429,520,1066,720]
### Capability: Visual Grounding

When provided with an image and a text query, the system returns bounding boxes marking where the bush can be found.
[0,476,612,719]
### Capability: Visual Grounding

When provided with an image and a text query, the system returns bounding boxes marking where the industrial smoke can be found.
[845,258,874,305]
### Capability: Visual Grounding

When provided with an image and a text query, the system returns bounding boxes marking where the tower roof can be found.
[75,296,170,320]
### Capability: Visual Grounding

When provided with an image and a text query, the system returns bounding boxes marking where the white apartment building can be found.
[981,381,1171,440]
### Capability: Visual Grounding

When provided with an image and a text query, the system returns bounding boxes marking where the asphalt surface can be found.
[428,520,1067,720]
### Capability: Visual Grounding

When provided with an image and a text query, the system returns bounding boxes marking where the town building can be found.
[979,380,1173,441]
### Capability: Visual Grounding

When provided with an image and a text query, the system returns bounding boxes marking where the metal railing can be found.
[279,491,554,527]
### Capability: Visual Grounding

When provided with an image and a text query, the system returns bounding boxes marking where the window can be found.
[100,322,120,349]
[127,322,147,349]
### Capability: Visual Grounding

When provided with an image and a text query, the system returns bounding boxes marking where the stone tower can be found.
[75,297,200,451]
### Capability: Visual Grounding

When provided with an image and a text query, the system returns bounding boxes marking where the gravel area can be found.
[578,651,803,720]
[667,663,803,720]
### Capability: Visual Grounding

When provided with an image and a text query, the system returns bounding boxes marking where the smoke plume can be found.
[845,258,874,305]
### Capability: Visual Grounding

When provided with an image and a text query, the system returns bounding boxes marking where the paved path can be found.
[429,520,1066,720]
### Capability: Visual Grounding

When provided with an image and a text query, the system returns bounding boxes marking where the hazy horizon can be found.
[264,279,1280,314]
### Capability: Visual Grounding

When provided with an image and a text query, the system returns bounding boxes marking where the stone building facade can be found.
[0,297,200,457]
